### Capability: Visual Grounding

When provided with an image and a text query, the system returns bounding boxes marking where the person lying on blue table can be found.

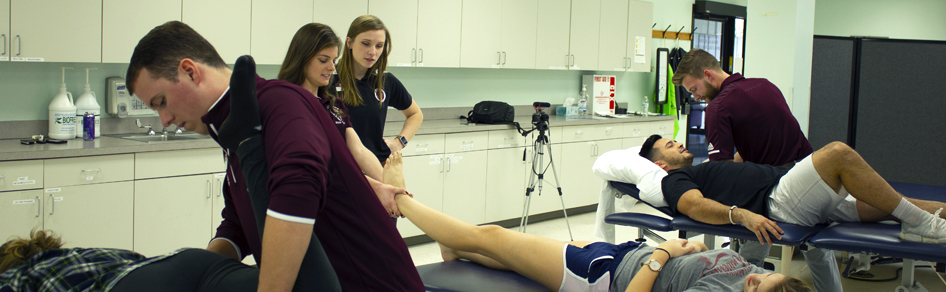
[638,134,946,245]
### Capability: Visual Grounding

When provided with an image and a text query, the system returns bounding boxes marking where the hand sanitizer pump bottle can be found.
[75,68,102,138]
[49,67,77,140]
[578,85,588,116]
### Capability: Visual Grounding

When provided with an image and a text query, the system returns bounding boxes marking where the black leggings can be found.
[111,249,258,292]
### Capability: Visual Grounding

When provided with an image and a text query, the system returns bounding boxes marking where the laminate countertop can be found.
[0,115,674,161]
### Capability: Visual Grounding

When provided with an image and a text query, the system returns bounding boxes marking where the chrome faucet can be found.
[136,119,156,135]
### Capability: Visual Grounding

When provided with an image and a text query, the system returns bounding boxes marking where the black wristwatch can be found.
[396,135,408,146]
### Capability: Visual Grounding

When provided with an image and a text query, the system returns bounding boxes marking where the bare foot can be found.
[439,243,461,261]
[383,151,406,189]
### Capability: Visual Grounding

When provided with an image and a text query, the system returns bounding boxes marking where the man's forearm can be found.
[258,215,313,292]
[678,190,736,225]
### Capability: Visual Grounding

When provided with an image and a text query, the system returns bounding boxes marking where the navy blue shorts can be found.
[559,241,641,292]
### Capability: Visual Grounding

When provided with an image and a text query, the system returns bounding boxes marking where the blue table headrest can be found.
[609,181,675,216]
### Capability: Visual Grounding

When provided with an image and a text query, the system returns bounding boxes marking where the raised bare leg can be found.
[812,142,946,243]
[395,195,567,290]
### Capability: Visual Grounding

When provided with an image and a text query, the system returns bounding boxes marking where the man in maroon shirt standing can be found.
[671,49,838,292]
[124,21,424,292]
[673,49,812,167]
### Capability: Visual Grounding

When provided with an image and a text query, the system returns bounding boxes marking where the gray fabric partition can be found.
[809,37,854,150]
[854,39,946,187]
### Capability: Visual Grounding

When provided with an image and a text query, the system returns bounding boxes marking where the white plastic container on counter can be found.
[49,67,77,140]
[75,68,101,138]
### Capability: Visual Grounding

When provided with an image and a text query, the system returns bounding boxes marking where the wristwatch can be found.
[641,259,663,272]
[396,135,408,146]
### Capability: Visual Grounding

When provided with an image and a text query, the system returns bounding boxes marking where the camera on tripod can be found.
[531,102,551,132]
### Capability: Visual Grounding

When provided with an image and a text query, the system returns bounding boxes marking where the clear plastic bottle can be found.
[578,85,588,116]
[642,96,650,116]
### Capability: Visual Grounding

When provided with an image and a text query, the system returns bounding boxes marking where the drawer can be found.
[560,125,596,143]
[403,134,445,156]
[487,130,527,149]
[444,132,489,153]
[135,148,226,179]
[0,160,44,192]
[623,122,652,138]
[594,124,624,140]
[650,121,674,137]
[44,154,134,187]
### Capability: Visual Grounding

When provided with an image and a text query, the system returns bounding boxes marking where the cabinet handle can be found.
[15,35,21,56]
[419,48,424,63]
[440,157,445,173]
[570,54,575,67]
[502,51,506,65]
[626,57,631,69]
[497,51,501,65]
[1,34,6,56]
[565,54,569,67]
[216,178,223,197]
[48,194,54,216]
[207,180,212,198]
[35,196,40,218]
[81,168,102,174]
[412,48,416,64]
[446,158,452,172]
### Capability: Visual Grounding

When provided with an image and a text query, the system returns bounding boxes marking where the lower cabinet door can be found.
[0,189,44,241]
[44,181,134,250]
[134,175,213,256]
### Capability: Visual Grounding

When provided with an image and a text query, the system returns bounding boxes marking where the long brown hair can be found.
[336,15,391,107]
[0,230,64,274]
[772,276,812,292]
[278,23,345,118]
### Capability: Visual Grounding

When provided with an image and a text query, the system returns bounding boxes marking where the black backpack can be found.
[466,101,515,124]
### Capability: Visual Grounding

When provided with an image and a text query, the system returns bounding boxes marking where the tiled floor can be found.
[406,202,946,291]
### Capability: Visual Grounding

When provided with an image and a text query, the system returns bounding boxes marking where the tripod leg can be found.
[520,144,542,233]
[544,141,574,241]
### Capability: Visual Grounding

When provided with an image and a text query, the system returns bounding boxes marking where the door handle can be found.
[446,158,452,172]
[497,51,501,65]
[216,178,223,197]
[35,196,40,218]
[412,48,416,64]
[440,157,445,173]
[48,194,54,216]
[419,48,424,63]
[207,180,212,198]
[15,35,21,56]
[502,51,506,65]
[570,54,575,67]
[1,34,6,56]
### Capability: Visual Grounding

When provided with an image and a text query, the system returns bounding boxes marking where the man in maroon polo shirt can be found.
[673,49,812,167]
[671,49,837,292]
[124,21,424,292]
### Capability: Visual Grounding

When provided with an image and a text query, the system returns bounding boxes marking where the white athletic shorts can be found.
[767,155,860,226]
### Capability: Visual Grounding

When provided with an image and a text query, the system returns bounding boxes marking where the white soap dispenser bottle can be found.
[578,85,588,116]
[75,68,101,138]
[49,67,77,140]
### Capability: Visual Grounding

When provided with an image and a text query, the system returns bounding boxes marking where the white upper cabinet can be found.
[499,0,537,69]
[250,0,314,65]
[369,0,419,67]
[568,0,600,70]
[598,0,629,71]
[103,0,181,63]
[9,0,101,62]
[534,0,570,70]
[626,0,653,72]
[414,0,461,67]
[314,0,367,59]
[460,0,502,68]
[0,0,10,61]
[182,0,251,65]
[460,0,537,69]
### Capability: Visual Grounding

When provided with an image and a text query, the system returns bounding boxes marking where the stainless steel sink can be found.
[114,133,208,142]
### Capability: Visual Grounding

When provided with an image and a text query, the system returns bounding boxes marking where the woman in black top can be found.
[333,15,423,164]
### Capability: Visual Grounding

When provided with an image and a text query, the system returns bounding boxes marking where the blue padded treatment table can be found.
[417,260,547,292]
[606,181,827,246]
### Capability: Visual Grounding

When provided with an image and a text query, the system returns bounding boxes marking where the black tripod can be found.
[519,122,574,241]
